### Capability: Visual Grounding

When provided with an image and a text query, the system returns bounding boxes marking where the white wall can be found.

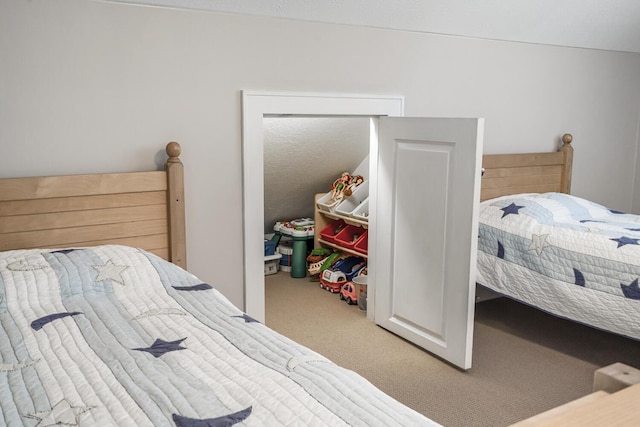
[634,120,640,213]
[3,0,640,309]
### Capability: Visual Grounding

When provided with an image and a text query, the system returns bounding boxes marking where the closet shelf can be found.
[318,238,368,259]
[317,210,368,229]
[315,192,369,258]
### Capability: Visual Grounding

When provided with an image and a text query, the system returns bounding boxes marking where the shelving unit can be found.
[314,193,369,259]
[318,237,367,258]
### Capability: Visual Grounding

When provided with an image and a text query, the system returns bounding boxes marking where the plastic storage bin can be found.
[334,224,365,249]
[278,244,293,272]
[350,198,369,221]
[316,192,343,213]
[335,181,369,217]
[319,219,347,244]
[353,275,368,311]
[353,230,368,255]
[264,253,282,275]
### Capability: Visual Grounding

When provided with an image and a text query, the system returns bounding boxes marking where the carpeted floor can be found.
[265,271,640,427]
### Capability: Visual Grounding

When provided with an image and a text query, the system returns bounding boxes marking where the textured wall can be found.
[263,117,369,234]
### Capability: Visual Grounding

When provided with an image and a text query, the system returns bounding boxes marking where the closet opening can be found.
[243,92,482,369]
[241,91,404,324]
[263,116,371,330]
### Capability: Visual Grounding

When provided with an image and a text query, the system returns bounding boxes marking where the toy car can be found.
[319,269,347,293]
[319,256,366,293]
[339,282,358,304]
[335,256,366,281]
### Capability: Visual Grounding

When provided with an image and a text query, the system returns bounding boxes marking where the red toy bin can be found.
[353,230,368,255]
[319,219,347,244]
[334,225,365,249]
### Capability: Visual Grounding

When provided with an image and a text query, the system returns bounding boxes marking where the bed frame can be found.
[0,142,186,269]
[0,132,570,273]
[480,133,573,201]
[475,133,574,302]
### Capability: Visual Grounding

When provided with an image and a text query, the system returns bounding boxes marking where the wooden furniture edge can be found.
[558,133,574,194]
[0,142,187,269]
[480,133,574,201]
[165,141,187,269]
[510,383,640,426]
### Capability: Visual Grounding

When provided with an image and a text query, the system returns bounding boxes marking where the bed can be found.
[477,133,640,341]
[0,143,436,426]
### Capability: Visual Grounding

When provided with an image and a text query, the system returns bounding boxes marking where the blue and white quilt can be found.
[0,245,436,427]
[477,192,640,340]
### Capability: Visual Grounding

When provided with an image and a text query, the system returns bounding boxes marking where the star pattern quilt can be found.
[0,245,437,426]
[477,192,640,340]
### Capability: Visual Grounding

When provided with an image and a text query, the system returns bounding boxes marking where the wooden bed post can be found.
[166,142,187,269]
[559,133,574,194]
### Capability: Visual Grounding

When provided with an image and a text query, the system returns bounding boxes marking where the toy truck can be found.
[319,256,366,293]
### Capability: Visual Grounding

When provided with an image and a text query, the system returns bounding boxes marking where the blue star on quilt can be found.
[573,268,585,287]
[172,407,253,427]
[233,314,259,323]
[497,241,505,259]
[31,312,83,331]
[611,236,640,248]
[50,248,79,254]
[528,234,551,256]
[172,283,212,291]
[500,203,525,218]
[93,260,128,285]
[133,338,187,358]
[621,279,640,299]
[24,399,93,426]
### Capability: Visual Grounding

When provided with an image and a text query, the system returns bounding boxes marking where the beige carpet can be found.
[265,271,640,427]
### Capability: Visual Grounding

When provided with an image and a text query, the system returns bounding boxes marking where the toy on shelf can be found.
[339,282,358,305]
[272,218,315,278]
[273,218,315,238]
[319,269,347,293]
[308,250,343,277]
[306,248,332,276]
[317,173,366,213]
[340,271,367,307]
[306,247,332,263]
[319,255,366,293]
[331,172,364,202]
[318,219,347,243]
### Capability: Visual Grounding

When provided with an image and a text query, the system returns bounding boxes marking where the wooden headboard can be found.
[0,142,186,269]
[480,133,574,201]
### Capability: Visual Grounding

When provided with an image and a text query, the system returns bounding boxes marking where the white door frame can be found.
[242,91,404,322]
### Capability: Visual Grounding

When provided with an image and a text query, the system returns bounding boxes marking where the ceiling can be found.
[105,0,640,54]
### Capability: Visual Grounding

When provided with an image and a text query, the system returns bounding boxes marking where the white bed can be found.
[477,192,640,340]
[0,244,436,426]
[0,142,437,426]
[477,133,640,340]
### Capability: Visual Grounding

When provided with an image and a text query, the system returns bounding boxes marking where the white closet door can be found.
[371,117,483,369]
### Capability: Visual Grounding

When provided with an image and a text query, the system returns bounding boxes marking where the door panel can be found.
[372,117,483,369]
